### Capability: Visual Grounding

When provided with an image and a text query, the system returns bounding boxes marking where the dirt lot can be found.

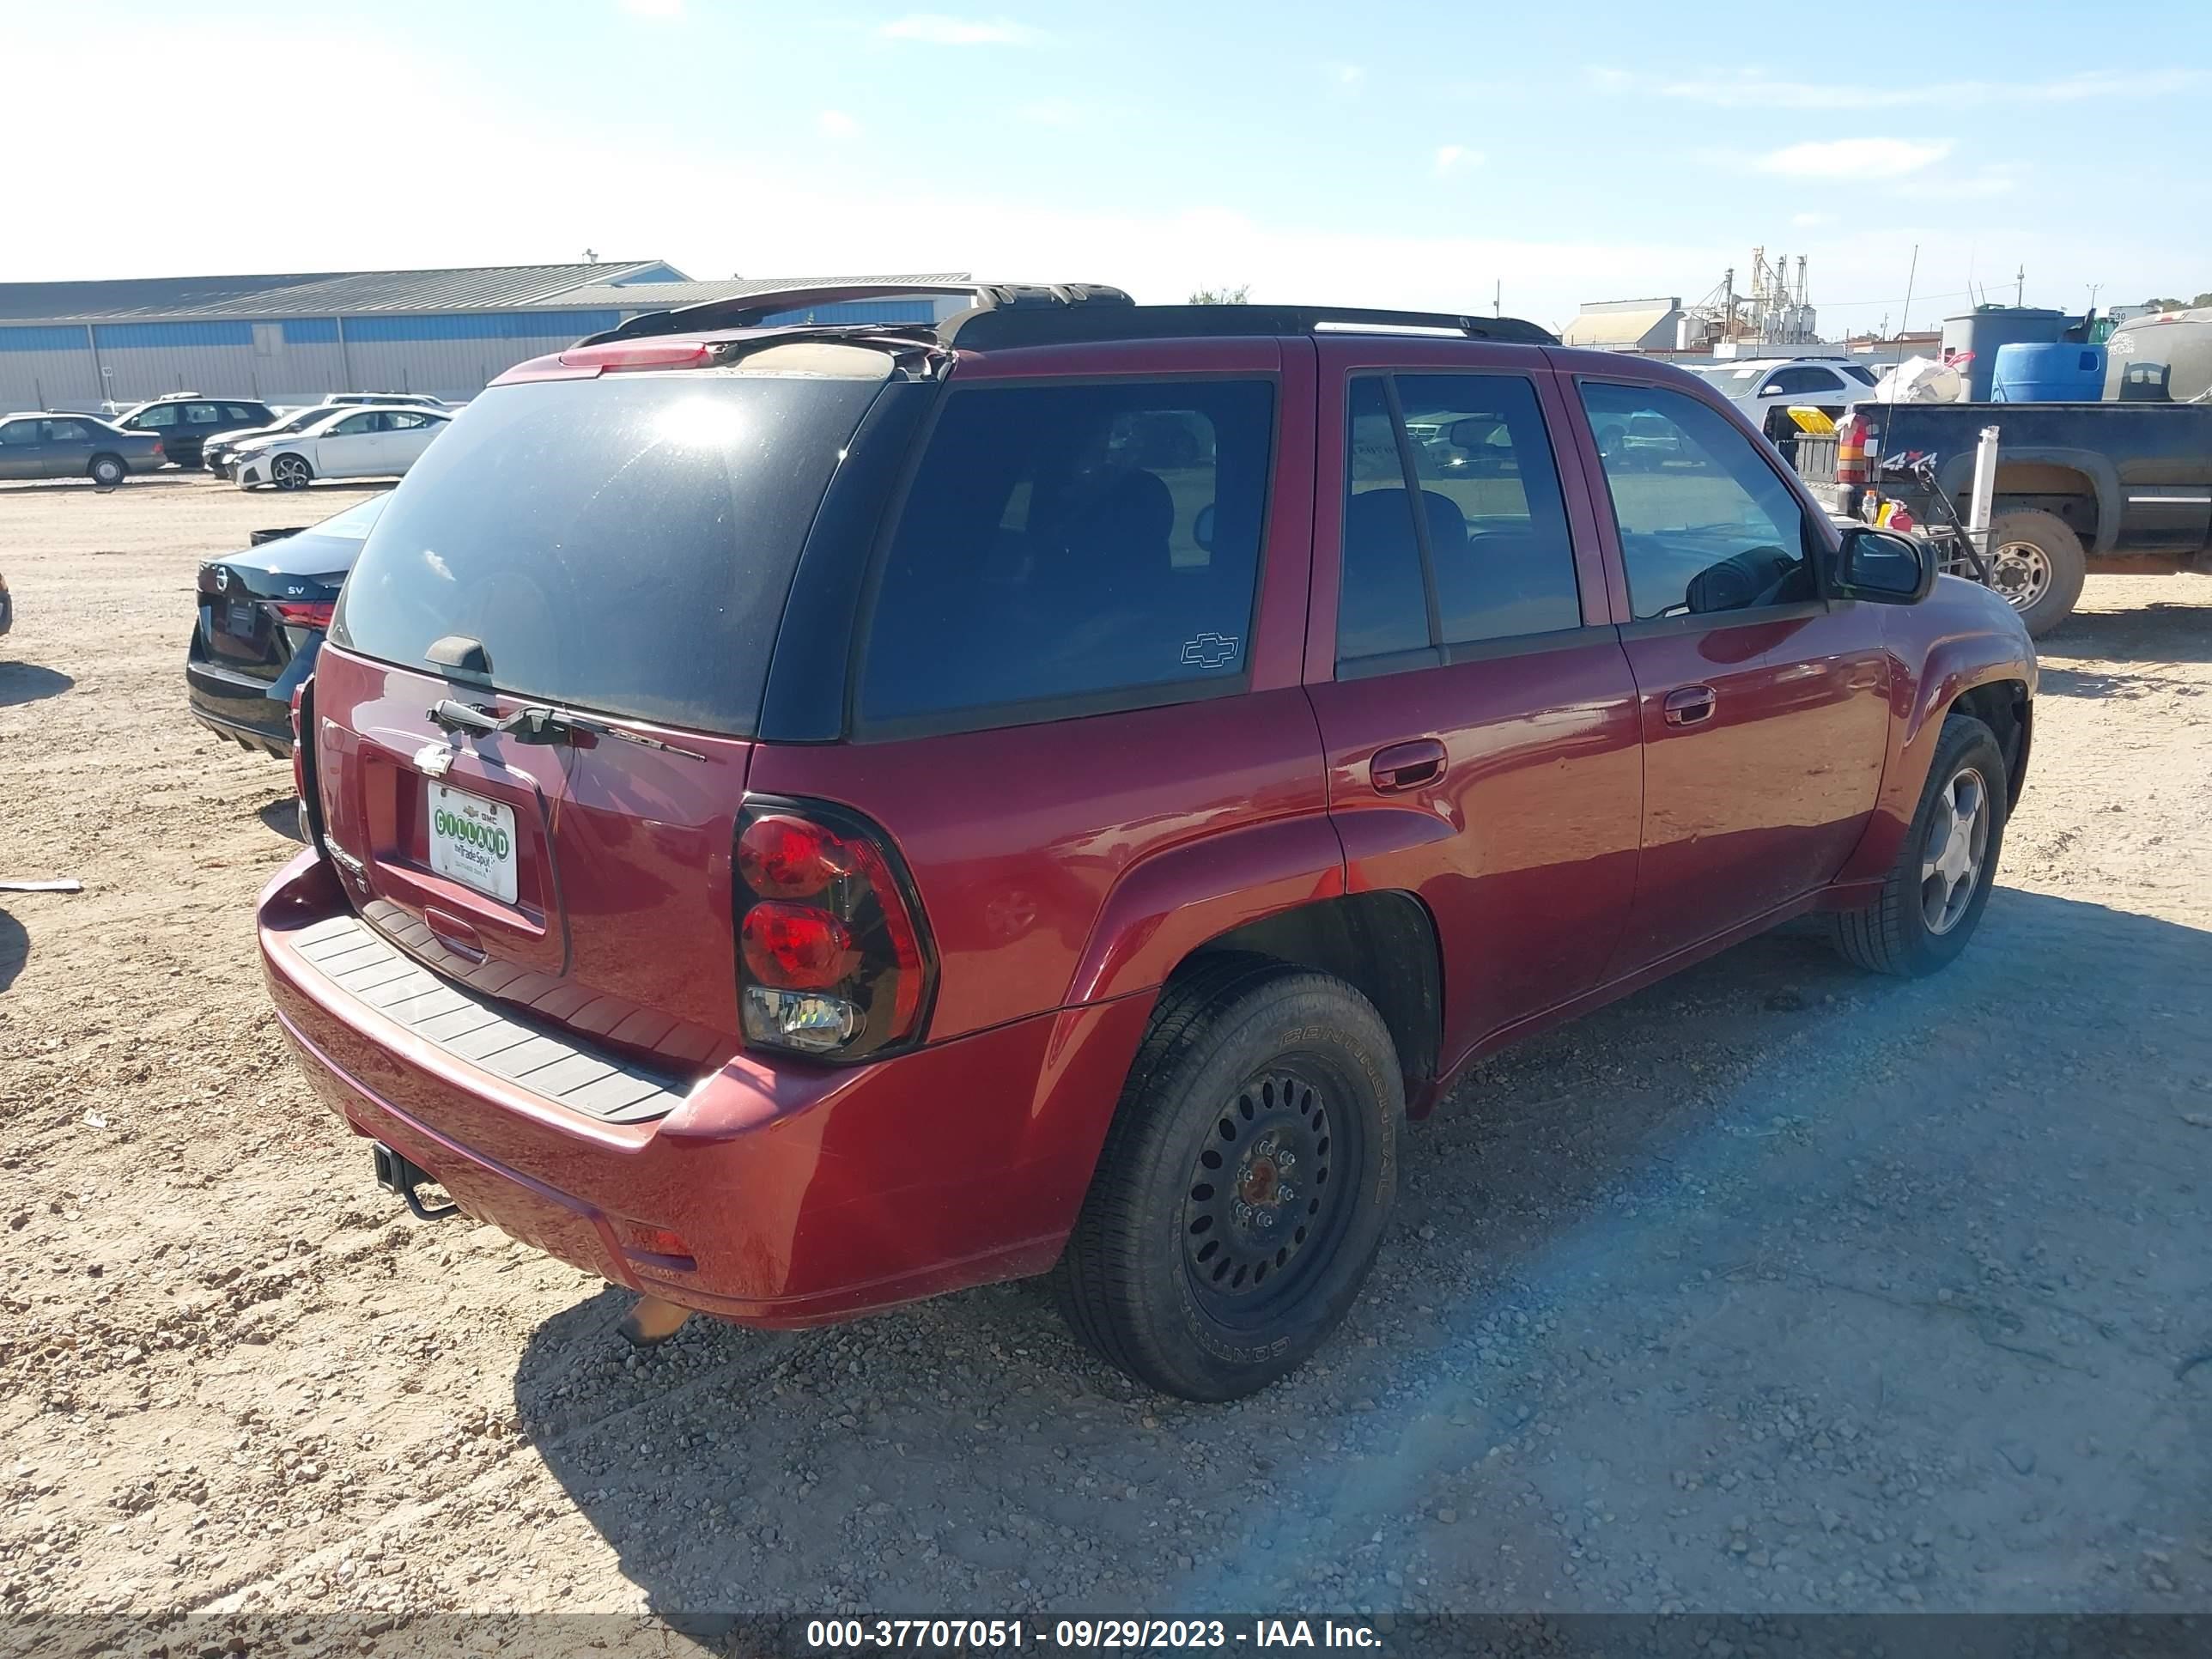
[2,474,2209,1644]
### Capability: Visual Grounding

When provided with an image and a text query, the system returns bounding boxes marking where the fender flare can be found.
[1066,814,1347,1006]
[1837,638,2033,884]
[1937,446,2120,555]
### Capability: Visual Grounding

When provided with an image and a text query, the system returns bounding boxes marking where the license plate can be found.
[225,600,257,637]
[427,783,518,904]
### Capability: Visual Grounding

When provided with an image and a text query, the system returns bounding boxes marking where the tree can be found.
[1188,285,1251,305]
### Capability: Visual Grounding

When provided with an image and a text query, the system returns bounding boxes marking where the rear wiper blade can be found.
[427,699,707,761]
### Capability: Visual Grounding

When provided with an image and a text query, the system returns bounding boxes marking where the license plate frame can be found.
[224,599,257,638]
[427,781,519,904]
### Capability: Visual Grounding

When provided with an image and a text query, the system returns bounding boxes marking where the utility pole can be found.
[2087,283,2100,313]
[2014,264,2025,306]
[1899,245,1920,343]
[1493,279,1500,318]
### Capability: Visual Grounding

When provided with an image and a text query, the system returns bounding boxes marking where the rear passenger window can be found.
[860,380,1273,728]
[1337,373,1583,667]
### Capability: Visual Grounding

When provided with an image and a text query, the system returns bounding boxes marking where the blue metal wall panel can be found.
[750,301,940,325]
[283,318,341,344]
[0,325,88,352]
[94,320,255,349]
[340,309,622,343]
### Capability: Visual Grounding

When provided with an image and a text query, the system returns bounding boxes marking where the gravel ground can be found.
[2,475,2208,1647]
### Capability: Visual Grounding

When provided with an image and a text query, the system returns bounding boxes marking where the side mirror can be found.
[1830,526,1934,604]
[1193,502,1216,552]
[1758,383,1784,398]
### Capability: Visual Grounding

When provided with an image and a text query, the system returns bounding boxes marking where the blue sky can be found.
[10,0,2210,336]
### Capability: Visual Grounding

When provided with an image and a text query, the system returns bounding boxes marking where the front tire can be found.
[1830,713,2007,977]
[271,453,314,491]
[88,453,127,489]
[1055,957,1401,1401]
[1985,507,2085,637]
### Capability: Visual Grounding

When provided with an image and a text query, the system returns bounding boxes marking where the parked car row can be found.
[0,391,453,488]
[239,283,2037,1402]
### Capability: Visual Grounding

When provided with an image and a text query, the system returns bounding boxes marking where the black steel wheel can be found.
[1056,957,1401,1401]
[1181,1066,1363,1328]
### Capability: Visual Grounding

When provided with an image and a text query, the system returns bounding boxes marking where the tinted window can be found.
[1843,364,1880,386]
[334,371,882,735]
[134,404,179,428]
[184,403,221,425]
[860,379,1273,726]
[1767,367,1844,396]
[42,420,88,442]
[387,410,431,430]
[0,421,38,446]
[1339,378,1431,659]
[1338,375,1581,664]
[1580,381,1814,621]
[1396,375,1581,644]
[331,413,379,436]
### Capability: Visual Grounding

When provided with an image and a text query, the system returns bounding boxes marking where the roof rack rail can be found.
[570,283,1557,353]
[940,303,1556,349]
[577,282,1133,346]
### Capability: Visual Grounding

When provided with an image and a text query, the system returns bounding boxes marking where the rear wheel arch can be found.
[1172,890,1443,1113]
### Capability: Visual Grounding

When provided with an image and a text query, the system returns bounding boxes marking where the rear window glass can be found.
[332,373,879,734]
[859,379,1274,727]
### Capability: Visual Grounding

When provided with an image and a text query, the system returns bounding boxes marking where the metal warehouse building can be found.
[0,262,969,412]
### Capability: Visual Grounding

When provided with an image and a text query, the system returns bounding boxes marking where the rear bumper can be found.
[258,852,1150,1327]
[187,648,311,755]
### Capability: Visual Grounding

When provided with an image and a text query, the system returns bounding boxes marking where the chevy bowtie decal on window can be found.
[1180,632,1241,671]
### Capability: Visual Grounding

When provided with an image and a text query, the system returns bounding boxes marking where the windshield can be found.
[331,370,884,735]
[1686,366,1765,387]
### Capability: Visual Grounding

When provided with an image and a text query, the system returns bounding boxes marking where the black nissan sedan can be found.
[186,492,388,756]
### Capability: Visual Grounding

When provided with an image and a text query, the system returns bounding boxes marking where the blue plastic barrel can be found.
[1990,342,2107,402]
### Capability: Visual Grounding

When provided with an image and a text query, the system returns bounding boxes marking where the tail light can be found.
[289,680,312,805]
[732,798,933,1061]
[264,599,336,629]
[1835,412,1871,486]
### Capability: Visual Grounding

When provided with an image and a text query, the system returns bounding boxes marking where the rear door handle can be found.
[1663,685,1718,726]
[1370,738,1447,793]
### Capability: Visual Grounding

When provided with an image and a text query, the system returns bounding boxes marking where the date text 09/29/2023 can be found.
[804,1618,1383,1650]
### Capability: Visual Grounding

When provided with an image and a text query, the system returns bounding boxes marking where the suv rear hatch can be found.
[312,345,902,1073]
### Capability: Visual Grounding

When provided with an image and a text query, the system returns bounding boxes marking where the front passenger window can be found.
[1579,381,1815,621]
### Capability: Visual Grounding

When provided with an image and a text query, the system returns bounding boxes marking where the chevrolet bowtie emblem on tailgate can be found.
[1180,632,1241,671]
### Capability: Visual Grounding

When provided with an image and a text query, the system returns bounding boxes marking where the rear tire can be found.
[272,453,313,491]
[88,453,126,489]
[1830,713,2007,977]
[1985,507,2085,637]
[1054,957,1401,1401]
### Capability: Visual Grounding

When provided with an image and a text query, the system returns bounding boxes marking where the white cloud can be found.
[617,0,684,15]
[817,109,861,139]
[1328,62,1366,92]
[1583,65,1632,92]
[877,14,1043,45]
[1791,211,1836,228]
[1757,137,1950,179]
[1662,66,2199,109]
[1432,145,1484,178]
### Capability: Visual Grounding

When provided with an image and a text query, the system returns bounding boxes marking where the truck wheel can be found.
[1054,957,1401,1401]
[1985,508,2085,637]
[1830,713,2007,978]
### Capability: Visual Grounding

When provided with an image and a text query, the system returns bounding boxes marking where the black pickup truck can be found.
[1799,401,2212,635]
